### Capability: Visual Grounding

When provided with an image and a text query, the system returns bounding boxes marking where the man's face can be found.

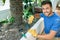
[42,4,52,16]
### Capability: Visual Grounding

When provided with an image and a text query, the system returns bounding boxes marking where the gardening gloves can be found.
[28,29,38,37]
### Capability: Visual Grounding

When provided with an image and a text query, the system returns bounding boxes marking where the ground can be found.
[0,23,26,40]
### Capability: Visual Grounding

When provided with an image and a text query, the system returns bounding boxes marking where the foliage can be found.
[0,17,15,24]
[2,0,6,5]
[37,0,42,7]
[8,17,15,23]
[23,0,34,20]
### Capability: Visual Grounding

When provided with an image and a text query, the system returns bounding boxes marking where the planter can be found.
[20,17,44,40]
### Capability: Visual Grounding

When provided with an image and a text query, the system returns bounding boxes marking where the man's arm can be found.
[37,30,57,40]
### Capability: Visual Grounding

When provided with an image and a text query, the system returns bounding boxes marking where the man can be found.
[37,1,60,40]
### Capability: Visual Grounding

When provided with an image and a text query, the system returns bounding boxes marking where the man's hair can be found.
[41,1,52,7]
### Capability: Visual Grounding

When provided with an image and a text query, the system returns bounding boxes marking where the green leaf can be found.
[8,17,15,23]
[2,0,6,4]
[0,19,8,24]
[28,0,32,2]
[23,0,28,3]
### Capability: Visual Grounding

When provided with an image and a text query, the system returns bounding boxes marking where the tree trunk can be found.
[10,0,23,26]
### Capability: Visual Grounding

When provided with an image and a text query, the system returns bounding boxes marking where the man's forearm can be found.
[37,34,53,40]
[37,30,57,40]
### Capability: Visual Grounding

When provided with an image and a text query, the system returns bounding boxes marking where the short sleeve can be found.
[51,19,60,32]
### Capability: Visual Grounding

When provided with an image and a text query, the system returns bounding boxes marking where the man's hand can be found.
[28,29,37,37]
[37,30,57,40]
[28,15,34,24]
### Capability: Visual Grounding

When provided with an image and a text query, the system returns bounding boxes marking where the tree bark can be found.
[10,0,23,26]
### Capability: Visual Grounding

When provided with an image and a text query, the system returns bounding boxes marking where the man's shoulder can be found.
[40,13,44,17]
[53,12,59,17]
[52,12,59,19]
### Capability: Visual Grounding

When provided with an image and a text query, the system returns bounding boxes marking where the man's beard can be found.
[44,12,50,16]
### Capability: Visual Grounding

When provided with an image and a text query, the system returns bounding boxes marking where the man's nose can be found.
[43,9,47,12]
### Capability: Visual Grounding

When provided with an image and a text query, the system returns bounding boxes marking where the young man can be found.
[37,1,60,40]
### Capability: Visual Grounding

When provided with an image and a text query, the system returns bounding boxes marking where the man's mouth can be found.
[44,12,50,16]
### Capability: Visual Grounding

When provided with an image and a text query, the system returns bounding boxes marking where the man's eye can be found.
[42,8,44,10]
[46,8,49,9]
